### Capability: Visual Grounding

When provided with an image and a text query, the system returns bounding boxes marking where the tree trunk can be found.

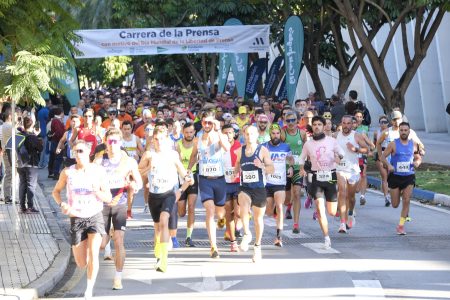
[209,53,217,96]
[304,61,325,101]
[174,73,187,89]
[201,54,209,94]
[132,60,146,89]
[182,55,207,95]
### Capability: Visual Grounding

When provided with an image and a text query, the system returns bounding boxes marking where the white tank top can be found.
[148,150,178,194]
[66,165,104,218]
[386,128,399,143]
[336,131,360,173]
[377,128,389,148]
[198,135,224,177]
[122,135,138,158]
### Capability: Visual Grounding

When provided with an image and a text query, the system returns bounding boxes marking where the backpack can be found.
[17,133,31,168]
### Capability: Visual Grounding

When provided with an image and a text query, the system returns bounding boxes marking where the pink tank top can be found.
[66,165,105,218]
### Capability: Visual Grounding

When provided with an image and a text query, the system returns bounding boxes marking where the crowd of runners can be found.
[46,85,425,298]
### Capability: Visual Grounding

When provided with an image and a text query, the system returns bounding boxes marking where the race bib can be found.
[201,163,221,176]
[338,159,347,168]
[317,170,332,182]
[396,161,410,173]
[224,167,236,182]
[242,170,259,183]
[108,174,126,189]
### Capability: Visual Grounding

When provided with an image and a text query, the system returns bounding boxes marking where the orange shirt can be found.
[65,118,84,130]
[101,118,122,128]
[134,124,146,139]
[93,103,102,114]
[118,113,132,123]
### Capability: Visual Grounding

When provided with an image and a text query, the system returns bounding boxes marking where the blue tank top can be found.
[263,141,291,186]
[240,145,265,189]
[391,139,414,176]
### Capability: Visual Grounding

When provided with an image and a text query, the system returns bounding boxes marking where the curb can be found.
[367,176,450,206]
[25,184,71,299]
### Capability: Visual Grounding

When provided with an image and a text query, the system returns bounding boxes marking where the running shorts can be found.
[387,173,415,190]
[148,190,176,223]
[179,173,199,201]
[103,204,127,233]
[70,212,105,246]
[226,183,240,201]
[266,185,286,198]
[198,175,226,207]
[238,187,267,208]
[307,171,338,202]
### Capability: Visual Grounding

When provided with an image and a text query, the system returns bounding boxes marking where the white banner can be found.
[74,25,270,58]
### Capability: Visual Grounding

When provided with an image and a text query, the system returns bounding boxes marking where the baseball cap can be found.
[391,111,402,120]
[257,114,269,122]
[238,106,247,114]
[223,113,233,121]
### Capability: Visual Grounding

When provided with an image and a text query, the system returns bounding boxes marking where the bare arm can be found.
[259,146,274,174]
[138,151,152,178]
[56,131,68,154]
[187,138,199,171]
[381,141,395,172]
[234,146,242,176]
[52,168,68,207]
[376,130,388,158]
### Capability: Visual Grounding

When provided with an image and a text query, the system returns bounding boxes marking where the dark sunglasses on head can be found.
[286,118,297,123]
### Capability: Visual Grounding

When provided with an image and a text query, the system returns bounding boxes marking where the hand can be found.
[55,148,61,154]
[299,168,306,178]
[213,120,221,132]
[287,166,293,178]
[346,142,355,152]
[253,158,264,169]
[60,202,71,215]
[387,164,394,173]
[175,189,182,202]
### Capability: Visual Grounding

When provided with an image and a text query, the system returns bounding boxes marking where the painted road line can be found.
[353,280,385,298]
[282,231,311,239]
[178,268,241,292]
[302,243,340,254]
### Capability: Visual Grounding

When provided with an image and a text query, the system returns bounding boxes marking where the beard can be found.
[258,125,267,131]
[271,138,281,145]
[400,134,409,141]
[184,136,194,142]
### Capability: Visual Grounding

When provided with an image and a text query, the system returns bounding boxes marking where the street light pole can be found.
[11,98,16,205]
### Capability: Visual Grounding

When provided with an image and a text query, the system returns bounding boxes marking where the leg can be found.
[400,185,413,219]
[186,194,197,237]
[72,240,89,269]
[112,230,125,272]
[203,200,217,249]
[292,185,302,228]
[265,196,274,217]
[3,152,12,201]
[252,205,266,246]
[168,203,179,248]
[274,191,285,232]
[390,188,401,208]
[315,197,329,237]
[337,175,348,224]
[17,168,27,210]
[85,232,102,296]
[238,192,252,252]
[26,167,38,209]
[177,200,187,217]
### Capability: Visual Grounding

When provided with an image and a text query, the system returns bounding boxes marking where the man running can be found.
[336,116,368,233]
[235,126,274,262]
[282,111,306,233]
[52,140,112,299]
[381,122,422,235]
[222,124,241,252]
[95,128,142,290]
[188,109,231,258]
[264,123,293,247]
[299,116,344,249]
[139,126,193,272]
[176,122,198,247]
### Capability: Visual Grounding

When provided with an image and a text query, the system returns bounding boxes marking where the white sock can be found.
[104,241,111,254]
[85,279,94,297]
[115,271,122,280]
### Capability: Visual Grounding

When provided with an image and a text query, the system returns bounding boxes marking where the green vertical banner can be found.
[217,52,231,93]
[227,18,248,97]
[58,61,80,106]
[284,16,304,105]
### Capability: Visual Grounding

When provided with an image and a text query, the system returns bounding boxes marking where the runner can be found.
[256,114,271,144]
[299,116,344,249]
[176,122,198,247]
[55,114,81,167]
[336,115,368,233]
[222,124,241,252]
[121,120,144,220]
[52,140,112,299]
[374,115,391,206]
[281,111,306,233]
[95,128,142,290]
[187,109,231,258]
[235,126,274,261]
[139,126,193,272]
[264,123,293,247]
[381,122,422,235]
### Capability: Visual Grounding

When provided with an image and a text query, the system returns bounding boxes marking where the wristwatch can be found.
[178,188,184,193]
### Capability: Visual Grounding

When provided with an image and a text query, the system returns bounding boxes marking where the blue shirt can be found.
[37,107,49,138]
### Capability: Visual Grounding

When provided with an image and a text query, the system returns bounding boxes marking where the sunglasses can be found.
[286,119,297,123]
[380,120,389,124]
[109,112,117,115]
[107,139,120,145]
[259,121,268,124]
[75,149,85,154]
[119,110,125,113]
[203,120,214,126]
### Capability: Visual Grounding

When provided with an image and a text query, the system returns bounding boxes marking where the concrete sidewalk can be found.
[0,171,70,300]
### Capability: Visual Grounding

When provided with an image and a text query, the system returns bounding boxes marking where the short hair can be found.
[73,139,88,148]
[354,110,364,116]
[202,109,216,119]
[23,116,33,129]
[183,122,194,130]
[84,108,94,116]
[399,122,410,128]
[70,114,81,120]
[222,124,233,131]
[378,115,388,122]
[349,90,358,100]
[311,116,326,125]
[105,127,122,139]
[121,120,132,128]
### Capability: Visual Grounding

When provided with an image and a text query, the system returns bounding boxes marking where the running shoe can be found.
[313,210,318,220]
[185,237,195,247]
[252,245,262,263]
[338,223,347,233]
[143,204,149,213]
[274,237,283,247]
[396,224,406,235]
[156,256,167,272]
[171,237,180,249]
[323,236,331,250]
[112,278,123,290]
[360,195,366,206]
[347,215,356,229]
[304,196,312,209]
[230,241,239,252]
[104,251,113,261]
[406,215,412,222]
[239,233,252,252]
[292,224,300,234]
[27,207,39,213]
[210,247,220,259]
[126,210,133,220]
[235,229,243,238]
[224,230,231,241]
[385,198,391,207]
[285,208,292,219]
[217,218,226,229]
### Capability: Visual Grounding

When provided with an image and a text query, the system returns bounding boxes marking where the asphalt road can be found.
[44,189,450,300]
